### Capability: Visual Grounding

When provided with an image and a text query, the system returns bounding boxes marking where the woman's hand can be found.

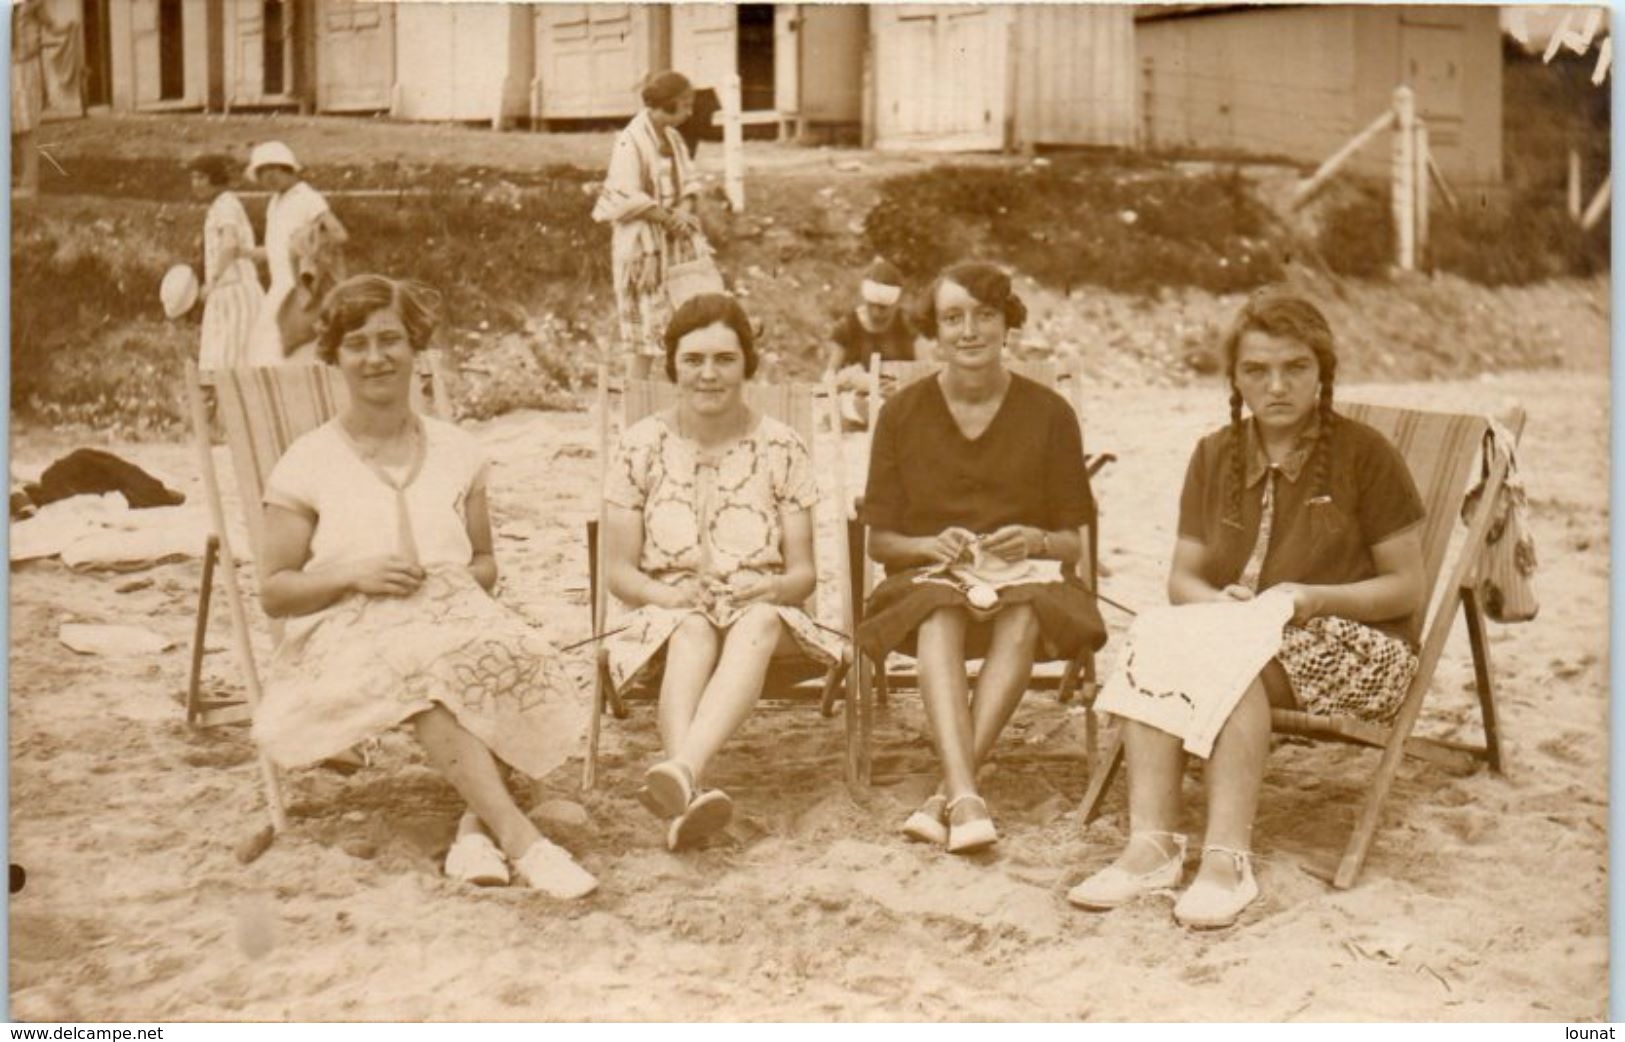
[929,526,978,567]
[1267,582,1320,623]
[729,575,782,607]
[1219,584,1255,602]
[650,575,711,611]
[981,525,1040,563]
[346,556,425,598]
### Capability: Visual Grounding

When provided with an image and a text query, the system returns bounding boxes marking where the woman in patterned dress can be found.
[1068,289,1426,928]
[189,154,264,370]
[592,71,707,380]
[252,275,596,899]
[602,293,843,851]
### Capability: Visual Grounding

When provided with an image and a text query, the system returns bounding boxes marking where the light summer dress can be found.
[252,416,583,778]
[602,412,845,694]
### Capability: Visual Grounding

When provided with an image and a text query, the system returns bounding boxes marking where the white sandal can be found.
[513,836,599,900]
[1173,845,1258,929]
[444,831,509,888]
[1066,830,1187,910]
[945,795,998,854]
[901,794,949,846]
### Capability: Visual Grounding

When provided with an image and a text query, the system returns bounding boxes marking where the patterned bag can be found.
[1460,420,1538,623]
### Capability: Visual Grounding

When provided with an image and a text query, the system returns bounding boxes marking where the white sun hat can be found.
[247,140,301,182]
[159,264,200,319]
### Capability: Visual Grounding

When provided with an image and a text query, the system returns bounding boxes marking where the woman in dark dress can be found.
[857,261,1105,853]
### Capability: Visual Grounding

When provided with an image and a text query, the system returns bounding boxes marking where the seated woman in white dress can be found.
[602,293,844,851]
[252,274,596,899]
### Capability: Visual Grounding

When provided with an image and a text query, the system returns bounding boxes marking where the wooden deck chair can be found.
[1077,401,1525,890]
[183,354,451,730]
[580,366,860,789]
[840,356,1112,786]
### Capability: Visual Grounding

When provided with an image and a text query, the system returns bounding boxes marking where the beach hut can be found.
[867,4,1137,152]
[531,4,669,122]
[1137,5,1503,183]
[314,0,395,113]
[391,1,532,125]
[669,3,863,138]
[220,0,299,110]
[108,0,211,111]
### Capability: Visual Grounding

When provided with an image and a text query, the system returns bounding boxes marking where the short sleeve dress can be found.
[197,191,265,370]
[1176,412,1425,720]
[601,412,845,694]
[856,373,1106,661]
[251,417,583,779]
[831,308,917,370]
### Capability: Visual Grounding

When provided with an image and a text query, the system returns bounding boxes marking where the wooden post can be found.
[1581,172,1611,231]
[1291,108,1396,210]
[1414,120,1430,268]
[721,74,746,213]
[1391,86,1416,272]
[1569,148,1583,220]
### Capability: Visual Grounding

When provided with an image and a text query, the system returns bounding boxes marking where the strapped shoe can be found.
[666,789,734,852]
[945,794,998,854]
[444,831,509,888]
[901,794,949,846]
[1173,845,1259,929]
[639,760,695,820]
[1066,830,1187,910]
[513,836,599,900]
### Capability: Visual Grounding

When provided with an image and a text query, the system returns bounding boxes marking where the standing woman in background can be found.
[245,140,348,365]
[10,0,51,199]
[190,154,265,370]
[594,71,707,380]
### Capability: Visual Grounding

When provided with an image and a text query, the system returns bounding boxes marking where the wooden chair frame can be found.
[1076,401,1526,889]
[840,356,1112,786]
[580,367,862,790]
[184,356,450,729]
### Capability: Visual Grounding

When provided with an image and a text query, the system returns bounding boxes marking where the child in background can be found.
[823,259,917,429]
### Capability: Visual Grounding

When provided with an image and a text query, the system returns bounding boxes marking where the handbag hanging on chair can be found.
[1460,419,1539,623]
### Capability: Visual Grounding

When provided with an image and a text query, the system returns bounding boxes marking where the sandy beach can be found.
[7,364,1608,1021]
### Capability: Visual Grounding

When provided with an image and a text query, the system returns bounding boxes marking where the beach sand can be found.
[8,370,1608,1021]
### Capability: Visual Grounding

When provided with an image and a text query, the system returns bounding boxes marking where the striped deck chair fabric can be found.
[1079,400,1522,890]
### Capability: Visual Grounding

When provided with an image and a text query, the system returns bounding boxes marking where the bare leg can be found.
[14,131,39,196]
[658,614,722,757]
[965,604,1040,766]
[413,705,540,861]
[672,604,782,784]
[914,607,977,801]
[1088,718,1189,874]
[1194,677,1272,888]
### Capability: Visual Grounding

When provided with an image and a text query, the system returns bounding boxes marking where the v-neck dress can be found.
[857,372,1105,661]
[601,412,845,695]
[251,417,583,779]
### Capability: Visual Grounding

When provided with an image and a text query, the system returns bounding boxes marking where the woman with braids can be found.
[1070,289,1425,928]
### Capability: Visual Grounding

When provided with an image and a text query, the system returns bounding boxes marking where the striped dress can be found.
[198,191,264,370]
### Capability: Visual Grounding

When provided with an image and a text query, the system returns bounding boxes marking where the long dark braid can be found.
[1224,387,1247,529]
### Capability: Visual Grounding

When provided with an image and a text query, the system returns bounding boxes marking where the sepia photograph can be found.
[5,0,1612,1022]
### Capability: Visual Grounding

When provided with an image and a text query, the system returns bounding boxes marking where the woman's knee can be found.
[729,602,784,644]
[990,602,1040,646]
[670,613,720,652]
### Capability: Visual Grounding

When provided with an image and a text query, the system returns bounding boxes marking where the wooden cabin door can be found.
[774,5,799,118]
[873,5,1007,150]
[537,4,644,119]
[131,0,203,107]
[1399,15,1465,146]
[316,0,394,112]
[671,3,736,92]
[225,0,296,108]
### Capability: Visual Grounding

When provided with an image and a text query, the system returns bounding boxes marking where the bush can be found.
[863,163,1284,295]
[1317,182,1609,285]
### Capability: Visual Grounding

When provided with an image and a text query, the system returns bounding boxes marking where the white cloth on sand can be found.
[1094,590,1295,758]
